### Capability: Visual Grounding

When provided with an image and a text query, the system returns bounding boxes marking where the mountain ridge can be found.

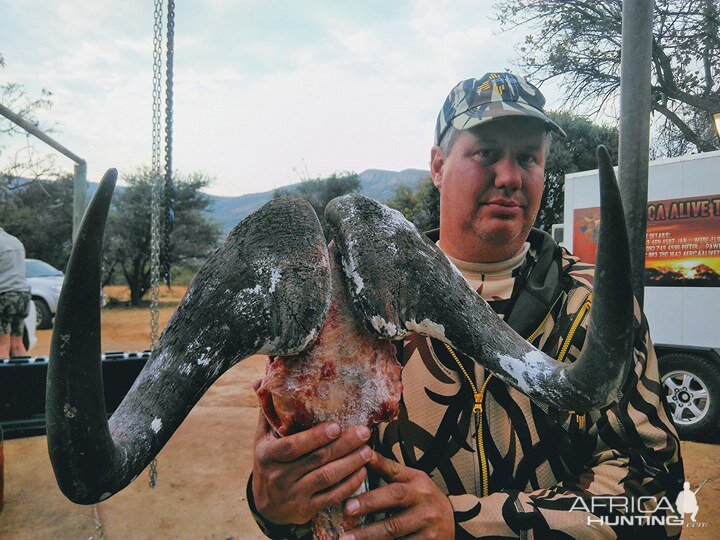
[89,168,430,234]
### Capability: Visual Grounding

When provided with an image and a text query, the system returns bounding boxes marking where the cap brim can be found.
[451,103,567,139]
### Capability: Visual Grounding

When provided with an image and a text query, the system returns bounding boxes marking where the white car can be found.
[26,258,64,330]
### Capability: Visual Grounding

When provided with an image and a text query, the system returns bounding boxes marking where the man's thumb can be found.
[253,378,273,440]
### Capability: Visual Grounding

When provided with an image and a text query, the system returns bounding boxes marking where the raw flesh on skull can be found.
[257,243,403,538]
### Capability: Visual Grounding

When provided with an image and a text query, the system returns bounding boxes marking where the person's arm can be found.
[341,316,683,539]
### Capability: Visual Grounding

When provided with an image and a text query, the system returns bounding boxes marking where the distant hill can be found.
[209,168,429,233]
[357,168,430,203]
[87,168,430,235]
[208,191,275,235]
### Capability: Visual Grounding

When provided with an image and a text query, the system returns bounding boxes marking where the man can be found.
[0,227,30,359]
[248,72,684,538]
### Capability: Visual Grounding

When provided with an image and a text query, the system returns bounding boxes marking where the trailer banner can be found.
[573,194,720,287]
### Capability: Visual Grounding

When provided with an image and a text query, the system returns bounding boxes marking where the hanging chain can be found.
[92,504,105,540]
[150,0,164,349]
[149,0,165,490]
[162,0,176,286]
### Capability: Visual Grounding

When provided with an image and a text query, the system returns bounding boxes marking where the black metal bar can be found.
[618,0,654,308]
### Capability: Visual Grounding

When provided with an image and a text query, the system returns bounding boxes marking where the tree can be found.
[495,0,720,154]
[105,168,222,306]
[537,111,619,230]
[273,171,361,235]
[0,175,73,269]
[0,53,56,196]
[386,177,440,232]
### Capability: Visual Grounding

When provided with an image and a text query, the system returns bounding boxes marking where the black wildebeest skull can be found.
[47,146,633,505]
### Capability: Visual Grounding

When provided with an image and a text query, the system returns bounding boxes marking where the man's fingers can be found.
[343,481,412,519]
[342,457,455,539]
[299,442,373,493]
[340,508,421,540]
[309,466,368,513]
[292,424,371,477]
[267,422,343,463]
[366,450,410,483]
[253,378,274,443]
[255,408,273,442]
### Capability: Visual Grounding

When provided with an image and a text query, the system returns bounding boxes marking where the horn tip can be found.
[101,168,118,184]
[596,145,611,162]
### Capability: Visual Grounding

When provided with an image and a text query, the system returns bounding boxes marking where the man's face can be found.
[431,116,547,262]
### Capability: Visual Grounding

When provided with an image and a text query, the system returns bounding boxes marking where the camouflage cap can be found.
[434,72,566,145]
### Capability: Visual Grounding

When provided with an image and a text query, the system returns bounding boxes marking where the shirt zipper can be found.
[557,294,592,363]
[557,294,592,430]
[442,292,589,496]
[444,342,492,497]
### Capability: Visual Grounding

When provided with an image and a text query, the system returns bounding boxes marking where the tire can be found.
[33,297,53,330]
[659,353,720,443]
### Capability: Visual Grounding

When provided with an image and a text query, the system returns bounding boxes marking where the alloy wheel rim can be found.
[662,369,710,425]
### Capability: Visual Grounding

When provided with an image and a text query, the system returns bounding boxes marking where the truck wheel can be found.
[33,297,53,330]
[659,353,720,442]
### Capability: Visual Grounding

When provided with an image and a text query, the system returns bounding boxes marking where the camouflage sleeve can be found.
[246,473,313,539]
[448,311,684,539]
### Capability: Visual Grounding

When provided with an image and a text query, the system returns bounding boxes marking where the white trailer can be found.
[561,150,720,441]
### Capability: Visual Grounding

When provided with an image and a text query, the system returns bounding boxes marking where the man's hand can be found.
[339,451,454,540]
[252,381,374,525]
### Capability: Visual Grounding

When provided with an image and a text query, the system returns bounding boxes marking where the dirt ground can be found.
[1,285,718,539]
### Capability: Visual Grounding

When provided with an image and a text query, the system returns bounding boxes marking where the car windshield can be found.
[26,259,63,278]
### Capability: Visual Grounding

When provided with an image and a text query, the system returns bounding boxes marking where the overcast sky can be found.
[0,0,565,196]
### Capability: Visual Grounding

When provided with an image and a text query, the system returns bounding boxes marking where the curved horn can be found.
[325,145,633,412]
[48,181,331,504]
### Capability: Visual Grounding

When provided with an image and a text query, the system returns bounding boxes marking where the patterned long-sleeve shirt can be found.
[248,228,684,539]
